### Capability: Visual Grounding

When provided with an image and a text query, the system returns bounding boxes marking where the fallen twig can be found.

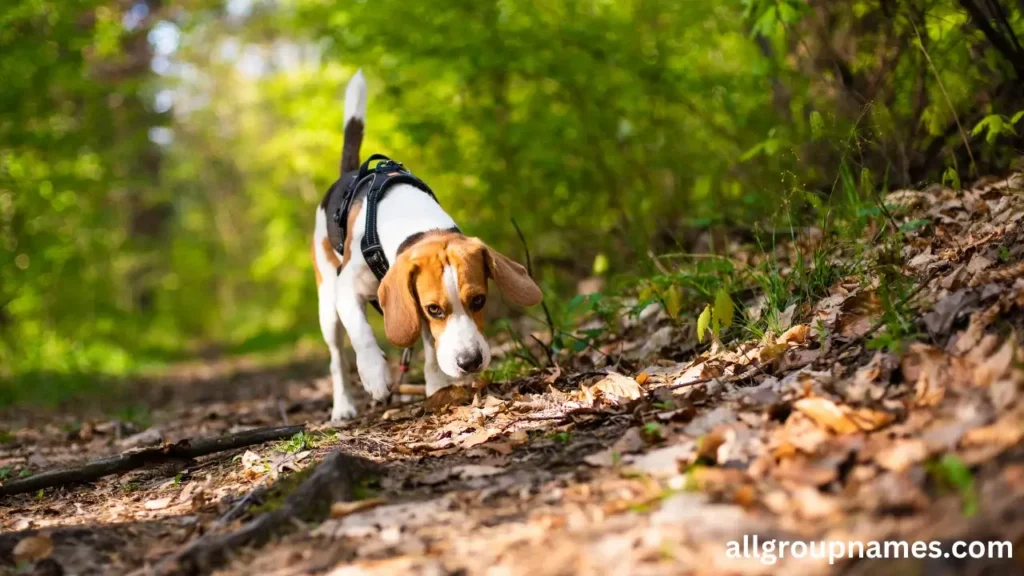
[512,218,557,366]
[0,425,305,497]
[151,450,378,575]
[397,383,426,396]
[665,377,713,391]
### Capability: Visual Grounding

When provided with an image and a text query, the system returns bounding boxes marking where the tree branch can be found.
[0,425,306,496]
[958,0,1024,78]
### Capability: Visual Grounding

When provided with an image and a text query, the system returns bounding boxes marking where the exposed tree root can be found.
[151,450,379,576]
[0,425,306,496]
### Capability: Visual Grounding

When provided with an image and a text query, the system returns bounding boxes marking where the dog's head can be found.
[377,232,542,378]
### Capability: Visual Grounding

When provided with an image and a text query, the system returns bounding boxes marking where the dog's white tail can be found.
[340,69,367,174]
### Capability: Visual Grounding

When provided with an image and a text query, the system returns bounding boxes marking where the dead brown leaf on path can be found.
[778,324,810,345]
[969,337,1018,388]
[874,439,928,472]
[758,342,787,363]
[837,291,881,338]
[460,427,496,449]
[424,386,475,413]
[844,407,895,432]
[587,372,643,404]
[961,417,1024,450]
[144,496,174,511]
[793,397,892,435]
[541,366,562,385]
[902,344,961,406]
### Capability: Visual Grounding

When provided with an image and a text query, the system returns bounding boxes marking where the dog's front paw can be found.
[357,355,392,401]
[330,400,358,421]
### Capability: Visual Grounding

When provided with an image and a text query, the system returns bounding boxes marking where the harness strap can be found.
[357,157,438,282]
[326,154,442,315]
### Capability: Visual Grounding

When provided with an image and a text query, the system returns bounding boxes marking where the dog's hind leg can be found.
[319,275,358,420]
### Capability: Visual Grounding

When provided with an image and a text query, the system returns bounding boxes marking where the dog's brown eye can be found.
[425,304,445,319]
[469,295,486,311]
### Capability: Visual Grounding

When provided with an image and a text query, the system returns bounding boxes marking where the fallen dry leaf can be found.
[483,441,513,455]
[962,418,1023,449]
[874,439,928,472]
[461,427,496,448]
[758,342,787,363]
[778,324,810,345]
[176,483,198,505]
[588,372,643,404]
[144,497,174,511]
[844,407,895,432]
[837,291,880,338]
[330,498,386,519]
[967,253,994,275]
[793,397,860,435]
[13,534,53,563]
[542,366,562,385]
[971,338,1016,388]
[424,385,475,413]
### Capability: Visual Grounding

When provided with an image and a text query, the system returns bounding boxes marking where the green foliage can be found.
[641,422,666,441]
[867,238,920,351]
[972,112,1023,145]
[696,306,712,344]
[697,289,736,343]
[548,431,572,445]
[484,355,532,383]
[274,430,337,453]
[942,167,962,190]
[927,455,978,517]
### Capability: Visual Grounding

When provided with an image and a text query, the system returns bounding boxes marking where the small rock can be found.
[27,454,50,469]
[119,427,164,449]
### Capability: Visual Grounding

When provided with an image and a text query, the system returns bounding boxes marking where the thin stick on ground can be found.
[0,425,306,497]
[512,218,558,365]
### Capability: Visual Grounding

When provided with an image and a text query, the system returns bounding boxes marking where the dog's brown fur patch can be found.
[321,236,342,270]
[340,198,363,268]
[311,238,323,286]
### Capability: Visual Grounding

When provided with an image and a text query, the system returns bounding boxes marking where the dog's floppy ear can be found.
[377,255,421,348]
[477,241,543,307]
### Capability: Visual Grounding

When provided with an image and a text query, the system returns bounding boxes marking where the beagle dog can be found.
[312,71,543,420]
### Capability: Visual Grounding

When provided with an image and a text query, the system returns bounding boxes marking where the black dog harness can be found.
[324,154,451,314]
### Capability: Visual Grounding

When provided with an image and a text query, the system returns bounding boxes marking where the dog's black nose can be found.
[456,350,484,372]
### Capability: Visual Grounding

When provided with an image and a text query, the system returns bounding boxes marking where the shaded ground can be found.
[5,174,1024,575]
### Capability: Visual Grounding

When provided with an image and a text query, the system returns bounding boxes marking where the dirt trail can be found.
[5,175,1024,575]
